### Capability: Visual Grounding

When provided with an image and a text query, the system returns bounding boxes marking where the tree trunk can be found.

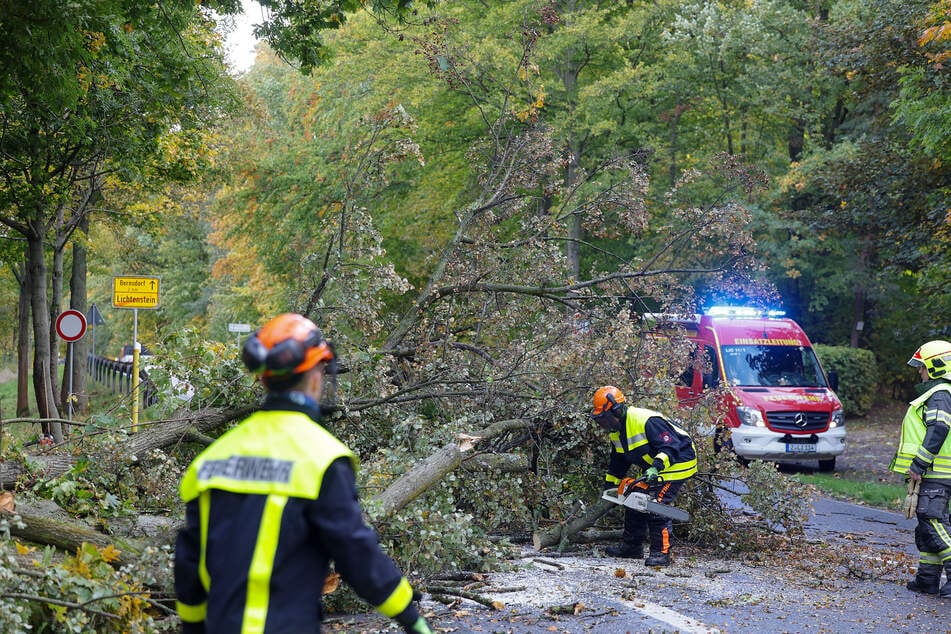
[15,261,31,417]
[3,505,144,564]
[27,227,62,440]
[532,497,616,551]
[850,235,871,349]
[372,419,532,518]
[50,210,64,410]
[63,214,89,414]
[565,139,582,281]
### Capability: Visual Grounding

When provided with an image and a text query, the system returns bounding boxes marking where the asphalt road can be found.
[328,494,949,634]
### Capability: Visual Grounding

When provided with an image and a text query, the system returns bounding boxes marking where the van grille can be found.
[765,411,829,432]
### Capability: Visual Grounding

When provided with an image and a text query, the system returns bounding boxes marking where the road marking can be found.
[619,598,719,633]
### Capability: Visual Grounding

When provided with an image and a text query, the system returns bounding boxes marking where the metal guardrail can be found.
[87,354,159,408]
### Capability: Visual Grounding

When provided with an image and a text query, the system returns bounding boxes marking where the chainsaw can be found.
[601,485,690,522]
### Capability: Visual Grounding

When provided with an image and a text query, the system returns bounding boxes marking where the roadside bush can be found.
[814,344,878,417]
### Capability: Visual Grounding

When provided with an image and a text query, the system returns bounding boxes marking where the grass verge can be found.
[793,472,904,512]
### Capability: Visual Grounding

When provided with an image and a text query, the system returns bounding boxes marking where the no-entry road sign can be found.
[56,309,87,342]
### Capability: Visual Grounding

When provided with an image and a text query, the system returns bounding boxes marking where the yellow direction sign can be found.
[112,276,161,309]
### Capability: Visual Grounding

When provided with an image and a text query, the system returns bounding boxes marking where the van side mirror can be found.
[828,370,839,392]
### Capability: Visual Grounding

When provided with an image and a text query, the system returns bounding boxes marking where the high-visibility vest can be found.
[609,407,698,481]
[890,382,951,481]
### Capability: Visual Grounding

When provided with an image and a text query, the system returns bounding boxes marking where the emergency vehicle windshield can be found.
[720,345,828,388]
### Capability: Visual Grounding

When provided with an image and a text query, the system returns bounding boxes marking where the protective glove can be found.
[902,478,920,520]
[403,616,434,634]
[644,466,660,484]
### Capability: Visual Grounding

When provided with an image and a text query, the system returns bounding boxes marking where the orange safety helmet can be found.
[242,313,334,378]
[908,340,951,380]
[593,385,626,416]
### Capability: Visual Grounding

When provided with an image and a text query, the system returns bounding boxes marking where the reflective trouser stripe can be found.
[929,518,951,563]
[920,552,943,565]
[243,494,288,634]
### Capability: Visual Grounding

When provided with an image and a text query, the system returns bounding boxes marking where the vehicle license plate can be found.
[785,443,817,453]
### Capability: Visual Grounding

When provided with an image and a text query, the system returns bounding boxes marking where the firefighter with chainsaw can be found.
[174,313,433,633]
[592,386,697,566]
[890,340,951,598]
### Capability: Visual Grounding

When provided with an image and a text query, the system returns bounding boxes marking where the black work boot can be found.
[907,564,942,595]
[645,551,671,567]
[605,542,643,559]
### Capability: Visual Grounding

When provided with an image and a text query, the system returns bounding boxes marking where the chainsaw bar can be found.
[601,489,690,522]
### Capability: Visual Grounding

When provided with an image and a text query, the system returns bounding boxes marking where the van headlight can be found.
[736,406,766,427]
[830,408,845,428]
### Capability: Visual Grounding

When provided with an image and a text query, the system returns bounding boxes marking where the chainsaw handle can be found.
[622,473,665,495]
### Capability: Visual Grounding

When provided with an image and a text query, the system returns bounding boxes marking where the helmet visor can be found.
[592,410,617,431]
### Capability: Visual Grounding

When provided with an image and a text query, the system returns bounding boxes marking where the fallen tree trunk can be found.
[371,419,532,518]
[532,497,617,551]
[3,503,145,564]
[4,411,528,562]
[0,406,252,488]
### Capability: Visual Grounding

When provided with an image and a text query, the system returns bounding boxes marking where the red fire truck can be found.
[655,307,846,472]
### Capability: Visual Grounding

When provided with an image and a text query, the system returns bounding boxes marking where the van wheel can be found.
[818,457,836,472]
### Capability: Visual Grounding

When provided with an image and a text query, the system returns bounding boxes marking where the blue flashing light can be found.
[706,306,786,318]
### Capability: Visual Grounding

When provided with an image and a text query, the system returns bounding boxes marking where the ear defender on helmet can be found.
[241,313,335,378]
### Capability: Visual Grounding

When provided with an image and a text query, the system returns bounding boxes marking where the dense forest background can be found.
[0,0,949,630]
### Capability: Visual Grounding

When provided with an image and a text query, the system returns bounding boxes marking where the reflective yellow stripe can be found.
[655,452,671,470]
[242,494,288,634]
[661,457,698,480]
[928,519,951,562]
[377,577,413,617]
[605,474,621,485]
[920,552,943,565]
[198,491,211,591]
[176,600,207,623]
[626,433,648,448]
[891,453,914,472]
[610,433,623,453]
[916,447,936,462]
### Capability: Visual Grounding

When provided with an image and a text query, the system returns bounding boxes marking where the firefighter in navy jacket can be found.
[592,386,697,566]
[175,313,432,633]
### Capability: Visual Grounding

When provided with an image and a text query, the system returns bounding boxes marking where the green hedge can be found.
[814,344,878,417]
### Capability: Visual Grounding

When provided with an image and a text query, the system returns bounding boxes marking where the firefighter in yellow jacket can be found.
[175,313,433,633]
[592,386,697,566]
[890,340,951,598]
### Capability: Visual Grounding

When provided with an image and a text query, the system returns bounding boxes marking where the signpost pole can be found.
[229,323,252,350]
[68,345,74,422]
[132,308,139,432]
